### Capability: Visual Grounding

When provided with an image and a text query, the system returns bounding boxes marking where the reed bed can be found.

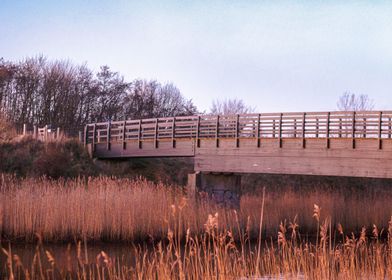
[2,203,392,279]
[1,175,392,242]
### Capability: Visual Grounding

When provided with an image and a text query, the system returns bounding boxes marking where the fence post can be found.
[23,124,27,136]
[45,125,48,141]
[172,117,176,148]
[256,113,261,148]
[92,124,96,152]
[196,116,201,148]
[33,125,37,139]
[352,111,356,149]
[79,131,82,143]
[107,121,111,151]
[326,112,330,149]
[154,118,158,149]
[215,115,220,148]
[378,111,383,150]
[302,113,306,148]
[278,113,283,148]
[123,120,127,150]
[235,114,239,148]
[56,127,60,140]
[138,119,142,149]
[83,126,88,147]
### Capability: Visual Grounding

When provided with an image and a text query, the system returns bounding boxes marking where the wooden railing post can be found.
[172,117,176,148]
[294,118,297,138]
[92,123,96,152]
[23,124,27,136]
[352,111,356,149]
[302,113,306,148]
[363,117,366,138]
[272,119,276,138]
[215,115,220,148]
[154,118,158,148]
[196,116,201,148]
[235,114,239,148]
[256,113,261,147]
[339,118,342,138]
[278,113,283,148]
[378,111,383,150]
[326,112,330,149]
[83,126,88,147]
[56,127,60,139]
[123,120,127,150]
[138,119,142,149]
[33,125,37,139]
[107,121,111,151]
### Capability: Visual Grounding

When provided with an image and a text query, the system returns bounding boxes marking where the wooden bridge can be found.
[85,110,392,179]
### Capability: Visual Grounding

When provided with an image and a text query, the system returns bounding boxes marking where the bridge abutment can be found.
[187,172,242,208]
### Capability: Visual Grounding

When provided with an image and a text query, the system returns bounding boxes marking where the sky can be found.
[1,0,392,113]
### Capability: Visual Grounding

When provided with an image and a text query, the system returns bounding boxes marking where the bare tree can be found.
[123,79,197,119]
[210,98,255,115]
[337,92,374,111]
[0,56,198,134]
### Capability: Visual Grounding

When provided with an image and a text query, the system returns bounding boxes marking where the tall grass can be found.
[1,176,392,242]
[2,200,392,279]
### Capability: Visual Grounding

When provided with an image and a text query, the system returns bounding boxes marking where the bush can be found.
[0,116,16,141]
[0,136,96,178]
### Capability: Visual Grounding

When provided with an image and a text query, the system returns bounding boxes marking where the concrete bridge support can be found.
[187,172,242,208]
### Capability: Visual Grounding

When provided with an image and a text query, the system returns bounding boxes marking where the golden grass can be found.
[2,199,392,279]
[1,175,392,242]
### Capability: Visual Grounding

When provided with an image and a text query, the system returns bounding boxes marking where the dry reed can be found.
[1,175,392,242]
[2,202,392,279]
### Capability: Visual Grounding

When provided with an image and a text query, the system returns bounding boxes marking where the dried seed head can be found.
[45,250,55,267]
[337,223,344,235]
[313,204,321,222]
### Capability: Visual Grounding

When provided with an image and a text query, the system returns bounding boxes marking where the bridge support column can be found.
[187,172,242,208]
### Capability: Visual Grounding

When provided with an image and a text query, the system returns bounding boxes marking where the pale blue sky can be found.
[1,0,392,112]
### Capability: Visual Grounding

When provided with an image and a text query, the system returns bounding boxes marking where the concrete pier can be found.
[188,172,242,208]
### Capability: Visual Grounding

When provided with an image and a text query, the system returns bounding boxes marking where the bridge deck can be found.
[85,111,392,179]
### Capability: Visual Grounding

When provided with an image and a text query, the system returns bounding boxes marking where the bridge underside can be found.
[90,138,392,179]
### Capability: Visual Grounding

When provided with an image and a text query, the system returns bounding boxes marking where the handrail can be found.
[84,111,392,148]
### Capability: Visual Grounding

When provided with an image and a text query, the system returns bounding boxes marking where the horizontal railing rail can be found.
[84,111,392,148]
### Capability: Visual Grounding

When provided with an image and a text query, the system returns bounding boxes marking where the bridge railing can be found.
[84,111,392,147]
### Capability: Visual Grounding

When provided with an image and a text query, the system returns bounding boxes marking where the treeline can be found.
[0,56,197,134]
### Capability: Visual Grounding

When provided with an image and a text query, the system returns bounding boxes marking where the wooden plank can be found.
[194,154,392,179]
